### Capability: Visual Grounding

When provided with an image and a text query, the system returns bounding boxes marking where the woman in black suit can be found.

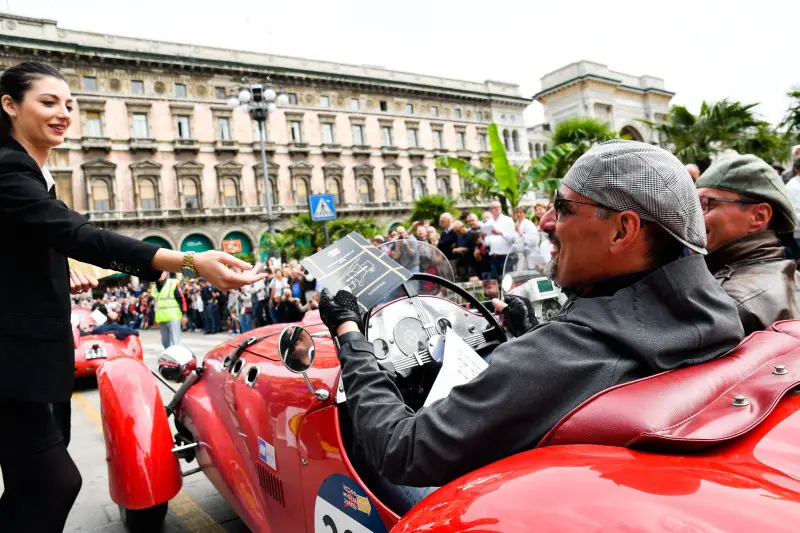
[0,61,267,533]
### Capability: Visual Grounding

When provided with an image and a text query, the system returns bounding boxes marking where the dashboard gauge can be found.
[436,317,452,334]
[393,317,427,356]
[372,338,390,360]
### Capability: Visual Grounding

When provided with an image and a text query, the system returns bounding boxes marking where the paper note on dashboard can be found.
[424,329,488,407]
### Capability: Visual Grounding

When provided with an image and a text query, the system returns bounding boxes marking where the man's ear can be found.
[610,211,644,254]
[750,203,772,232]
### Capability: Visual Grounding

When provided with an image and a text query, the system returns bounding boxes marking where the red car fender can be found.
[97,356,182,510]
[393,445,800,533]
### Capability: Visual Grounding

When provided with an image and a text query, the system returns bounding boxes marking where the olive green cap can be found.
[695,154,797,233]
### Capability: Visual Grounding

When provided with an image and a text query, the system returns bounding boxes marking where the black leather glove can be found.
[500,295,538,337]
[319,289,364,336]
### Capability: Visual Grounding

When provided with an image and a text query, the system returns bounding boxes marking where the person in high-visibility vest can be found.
[151,271,187,348]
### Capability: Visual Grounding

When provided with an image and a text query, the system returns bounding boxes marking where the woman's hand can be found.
[69,270,98,295]
[194,251,267,290]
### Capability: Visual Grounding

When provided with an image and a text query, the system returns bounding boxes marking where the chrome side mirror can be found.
[279,326,329,401]
[158,344,198,383]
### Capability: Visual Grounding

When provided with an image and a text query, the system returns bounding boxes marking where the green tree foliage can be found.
[641,99,768,171]
[781,88,800,139]
[260,215,381,260]
[408,194,459,226]
[436,123,575,209]
[550,117,617,146]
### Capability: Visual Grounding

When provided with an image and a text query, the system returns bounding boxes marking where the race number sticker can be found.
[314,474,388,533]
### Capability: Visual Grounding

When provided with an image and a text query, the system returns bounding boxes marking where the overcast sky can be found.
[9,0,798,127]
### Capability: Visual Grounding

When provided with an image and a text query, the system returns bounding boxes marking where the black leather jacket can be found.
[705,230,800,334]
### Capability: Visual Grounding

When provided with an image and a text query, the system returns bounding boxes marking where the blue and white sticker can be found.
[314,474,389,533]
[258,437,276,470]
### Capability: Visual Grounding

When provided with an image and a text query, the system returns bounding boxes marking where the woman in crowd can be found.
[512,206,546,271]
[0,61,266,533]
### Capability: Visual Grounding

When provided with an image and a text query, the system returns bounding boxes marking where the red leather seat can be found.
[538,326,800,450]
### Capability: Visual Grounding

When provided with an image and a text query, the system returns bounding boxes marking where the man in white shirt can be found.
[784,159,800,248]
[481,200,517,279]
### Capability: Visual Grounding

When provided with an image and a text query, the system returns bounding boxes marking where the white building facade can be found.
[533,61,674,144]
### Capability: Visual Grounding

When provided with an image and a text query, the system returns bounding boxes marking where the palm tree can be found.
[546,117,617,185]
[408,194,459,225]
[436,123,575,210]
[782,88,800,138]
[641,99,762,171]
[262,214,382,260]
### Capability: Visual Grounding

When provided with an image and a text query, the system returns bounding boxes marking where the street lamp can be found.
[228,81,289,249]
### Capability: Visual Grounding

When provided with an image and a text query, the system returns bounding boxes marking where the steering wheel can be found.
[364,272,505,373]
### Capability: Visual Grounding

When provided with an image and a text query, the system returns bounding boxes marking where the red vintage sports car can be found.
[71,307,143,378]
[95,244,800,532]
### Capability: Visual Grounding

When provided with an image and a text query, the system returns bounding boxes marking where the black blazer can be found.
[0,139,162,402]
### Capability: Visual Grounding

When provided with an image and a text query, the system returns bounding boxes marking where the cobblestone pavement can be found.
[0,329,250,533]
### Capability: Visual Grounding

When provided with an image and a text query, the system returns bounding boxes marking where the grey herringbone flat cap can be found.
[563,140,707,254]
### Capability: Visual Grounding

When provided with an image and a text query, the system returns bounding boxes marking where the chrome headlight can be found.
[158,345,198,383]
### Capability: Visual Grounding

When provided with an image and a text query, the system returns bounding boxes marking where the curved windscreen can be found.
[501,235,564,320]
[373,239,454,306]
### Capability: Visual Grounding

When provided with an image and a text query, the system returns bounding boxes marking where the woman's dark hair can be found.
[0,61,65,141]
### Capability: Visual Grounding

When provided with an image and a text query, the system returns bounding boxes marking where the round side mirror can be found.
[279,326,316,373]
[158,345,198,383]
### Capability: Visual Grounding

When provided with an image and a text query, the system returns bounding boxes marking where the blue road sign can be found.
[309,194,337,222]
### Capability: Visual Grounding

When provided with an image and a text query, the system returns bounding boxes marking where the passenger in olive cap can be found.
[696,154,800,333]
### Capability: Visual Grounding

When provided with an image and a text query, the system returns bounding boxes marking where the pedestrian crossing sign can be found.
[309,194,337,221]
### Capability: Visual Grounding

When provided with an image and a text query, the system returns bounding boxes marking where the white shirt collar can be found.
[41,165,55,192]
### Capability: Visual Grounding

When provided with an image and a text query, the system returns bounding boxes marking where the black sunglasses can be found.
[698,196,760,214]
[553,192,610,219]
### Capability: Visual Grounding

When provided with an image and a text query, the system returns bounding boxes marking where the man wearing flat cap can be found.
[315,140,743,511]
[696,154,800,333]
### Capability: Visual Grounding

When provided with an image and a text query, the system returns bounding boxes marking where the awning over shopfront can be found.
[143,236,173,249]
[180,234,214,253]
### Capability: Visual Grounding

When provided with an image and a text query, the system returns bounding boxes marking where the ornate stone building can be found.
[533,60,673,145]
[0,13,530,254]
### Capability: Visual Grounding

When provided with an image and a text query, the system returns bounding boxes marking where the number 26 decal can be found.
[322,514,353,533]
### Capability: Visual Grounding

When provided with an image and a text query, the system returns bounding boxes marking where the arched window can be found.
[256,175,278,206]
[512,131,520,153]
[358,178,372,203]
[542,143,548,152]
[461,178,474,194]
[139,178,157,210]
[91,179,111,212]
[183,178,200,209]
[412,177,427,200]
[294,177,309,205]
[386,177,400,202]
[223,178,239,207]
[535,144,542,158]
[326,178,342,205]
[437,177,450,197]
[502,129,510,150]
[528,142,534,159]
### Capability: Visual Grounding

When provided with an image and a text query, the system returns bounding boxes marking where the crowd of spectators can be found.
[71,202,553,335]
[71,258,322,335]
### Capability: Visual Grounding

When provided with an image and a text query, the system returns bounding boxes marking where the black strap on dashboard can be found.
[228,334,271,371]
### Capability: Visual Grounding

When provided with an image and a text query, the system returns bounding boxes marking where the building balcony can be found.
[81,136,111,152]
[380,145,400,157]
[250,141,277,153]
[86,205,267,224]
[288,142,311,155]
[173,138,200,152]
[215,140,239,154]
[129,137,157,152]
[457,149,473,159]
[321,143,343,155]
[408,147,426,158]
[351,145,372,156]
[434,147,450,156]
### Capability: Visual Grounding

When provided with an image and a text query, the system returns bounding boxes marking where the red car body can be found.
[72,307,143,378]
[96,306,800,532]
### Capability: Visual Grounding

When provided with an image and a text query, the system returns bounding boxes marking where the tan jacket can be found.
[705,231,800,334]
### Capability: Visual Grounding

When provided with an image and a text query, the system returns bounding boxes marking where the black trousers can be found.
[0,400,82,532]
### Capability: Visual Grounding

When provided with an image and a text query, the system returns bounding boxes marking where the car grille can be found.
[256,463,285,507]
